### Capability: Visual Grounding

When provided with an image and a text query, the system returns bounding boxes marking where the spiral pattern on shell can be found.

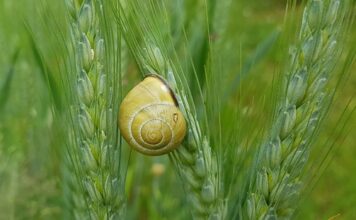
[119,75,186,156]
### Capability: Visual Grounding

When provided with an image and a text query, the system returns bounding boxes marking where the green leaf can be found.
[224,30,280,101]
[26,27,64,111]
[0,49,20,111]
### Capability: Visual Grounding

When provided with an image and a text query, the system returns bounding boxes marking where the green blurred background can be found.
[0,0,355,219]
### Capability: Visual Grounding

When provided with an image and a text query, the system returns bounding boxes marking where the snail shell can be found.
[119,75,187,156]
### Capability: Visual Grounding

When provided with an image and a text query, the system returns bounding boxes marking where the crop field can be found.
[0,0,355,219]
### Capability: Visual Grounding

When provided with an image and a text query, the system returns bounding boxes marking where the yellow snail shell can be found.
[119,75,187,156]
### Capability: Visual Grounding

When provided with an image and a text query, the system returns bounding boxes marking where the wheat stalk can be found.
[63,0,124,219]
[245,0,347,218]
[0,131,18,220]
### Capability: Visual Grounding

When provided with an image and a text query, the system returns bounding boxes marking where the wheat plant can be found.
[114,0,353,219]
[62,0,126,219]
[0,0,355,219]
[22,0,126,219]
[244,1,351,219]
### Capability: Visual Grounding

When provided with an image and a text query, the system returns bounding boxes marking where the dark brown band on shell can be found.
[145,74,179,107]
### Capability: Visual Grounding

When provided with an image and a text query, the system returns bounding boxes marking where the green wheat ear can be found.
[62,0,125,219]
[141,45,222,219]
[113,0,223,217]
[140,47,222,219]
[244,0,350,219]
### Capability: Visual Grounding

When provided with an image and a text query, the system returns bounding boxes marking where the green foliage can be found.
[0,0,354,219]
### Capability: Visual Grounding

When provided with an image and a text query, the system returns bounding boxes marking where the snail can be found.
[118,74,187,156]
